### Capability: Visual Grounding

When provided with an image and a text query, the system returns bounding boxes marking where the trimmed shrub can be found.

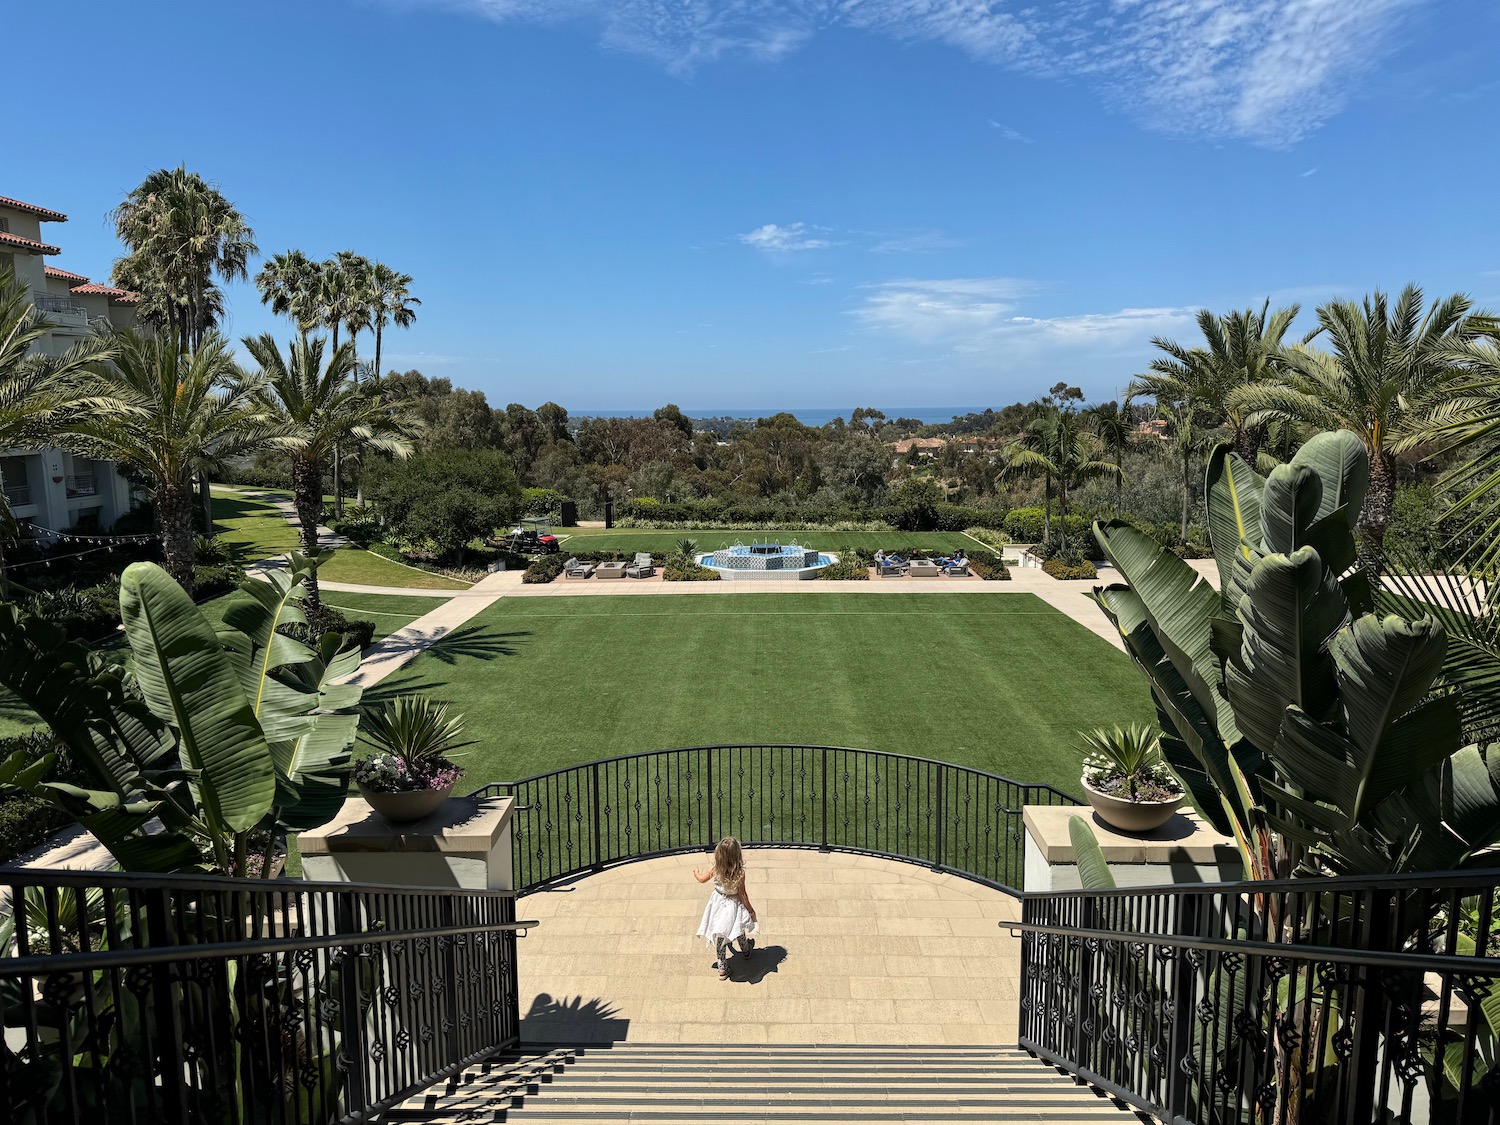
[662,558,722,581]
[966,549,1011,581]
[329,508,383,547]
[194,564,245,600]
[524,555,569,584]
[963,527,1009,549]
[522,487,568,515]
[817,558,871,580]
[1043,557,1098,581]
[278,603,377,652]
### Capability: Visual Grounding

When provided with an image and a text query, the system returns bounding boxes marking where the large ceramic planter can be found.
[1081,776,1183,834]
[358,783,453,824]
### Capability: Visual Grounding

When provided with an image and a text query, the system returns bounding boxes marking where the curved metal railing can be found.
[474,743,1080,895]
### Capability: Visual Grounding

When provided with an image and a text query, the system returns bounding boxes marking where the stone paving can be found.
[515,849,1024,1046]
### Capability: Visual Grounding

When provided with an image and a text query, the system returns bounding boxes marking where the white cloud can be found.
[740,222,831,252]
[988,119,1034,144]
[1301,167,1319,177]
[413,0,1431,144]
[869,230,962,254]
[854,277,1198,368]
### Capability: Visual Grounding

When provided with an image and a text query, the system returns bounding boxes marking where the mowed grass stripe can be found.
[378,593,1150,793]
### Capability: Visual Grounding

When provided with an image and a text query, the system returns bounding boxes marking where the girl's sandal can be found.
[718,965,730,980]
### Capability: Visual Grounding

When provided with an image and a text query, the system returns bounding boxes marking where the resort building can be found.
[0,195,138,531]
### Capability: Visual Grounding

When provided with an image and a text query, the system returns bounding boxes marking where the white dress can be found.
[696,874,754,950]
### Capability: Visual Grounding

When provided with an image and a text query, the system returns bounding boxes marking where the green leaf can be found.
[1068,815,1116,889]
[1289,429,1368,528]
[1259,463,1324,556]
[1224,546,1349,752]
[271,712,359,832]
[1205,443,1265,614]
[119,562,275,834]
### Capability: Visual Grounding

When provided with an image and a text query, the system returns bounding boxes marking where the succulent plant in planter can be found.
[1079,723,1184,833]
[354,696,475,823]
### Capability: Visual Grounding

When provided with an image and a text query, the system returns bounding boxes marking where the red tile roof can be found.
[45,266,90,284]
[70,283,139,304]
[0,230,60,255]
[0,197,67,222]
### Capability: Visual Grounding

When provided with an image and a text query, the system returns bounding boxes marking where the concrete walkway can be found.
[517,849,1022,1045]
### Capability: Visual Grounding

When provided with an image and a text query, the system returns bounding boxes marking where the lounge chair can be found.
[564,557,595,579]
[942,561,969,577]
[626,552,656,578]
[875,560,908,577]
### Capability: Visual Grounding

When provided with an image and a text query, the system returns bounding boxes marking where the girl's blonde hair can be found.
[713,836,745,889]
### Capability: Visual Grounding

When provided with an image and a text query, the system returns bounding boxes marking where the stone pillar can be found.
[299,794,516,891]
[1022,805,1240,891]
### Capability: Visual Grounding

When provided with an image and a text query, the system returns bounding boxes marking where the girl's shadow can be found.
[731,944,787,985]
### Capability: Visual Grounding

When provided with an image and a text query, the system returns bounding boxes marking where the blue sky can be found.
[10,0,1499,412]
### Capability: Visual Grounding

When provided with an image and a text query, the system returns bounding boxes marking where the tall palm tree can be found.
[367,262,420,385]
[1132,301,1299,462]
[240,334,415,608]
[1087,400,1133,515]
[1008,407,1118,551]
[1234,286,1492,546]
[1159,402,1207,545]
[254,250,321,335]
[110,166,257,348]
[1401,337,1500,569]
[71,330,267,593]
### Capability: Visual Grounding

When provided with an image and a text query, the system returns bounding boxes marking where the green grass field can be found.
[556,528,983,555]
[373,592,1150,794]
[212,486,299,563]
[319,549,472,590]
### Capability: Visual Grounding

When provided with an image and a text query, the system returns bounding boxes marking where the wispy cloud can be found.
[740,222,832,252]
[1301,167,1319,177]
[853,277,1197,368]
[869,230,962,254]
[988,120,1034,144]
[412,0,1431,144]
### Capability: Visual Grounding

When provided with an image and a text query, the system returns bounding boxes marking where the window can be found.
[0,217,9,233]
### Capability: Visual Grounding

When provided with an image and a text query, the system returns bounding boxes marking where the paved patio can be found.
[515,849,1024,1046]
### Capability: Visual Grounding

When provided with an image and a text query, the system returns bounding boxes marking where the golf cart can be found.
[506,516,560,554]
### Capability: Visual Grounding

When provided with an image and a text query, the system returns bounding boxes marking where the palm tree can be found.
[240,333,415,608]
[254,250,321,335]
[1159,402,1207,545]
[110,166,257,348]
[1131,302,1299,463]
[1087,400,1133,515]
[1401,337,1500,568]
[71,330,267,593]
[1233,286,1492,546]
[1008,407,1119,551]
[367,262,420,385]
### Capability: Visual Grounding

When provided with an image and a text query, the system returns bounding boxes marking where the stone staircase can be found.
[388,1042,1139,1122]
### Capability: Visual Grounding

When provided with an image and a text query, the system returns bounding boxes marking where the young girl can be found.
[693,836,757,980]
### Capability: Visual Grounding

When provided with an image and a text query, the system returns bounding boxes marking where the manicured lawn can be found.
[321,591,448,639]
[373,592,1151,794]
[556,528,984,554]
[319,549,472,591]
[211,486,299,563]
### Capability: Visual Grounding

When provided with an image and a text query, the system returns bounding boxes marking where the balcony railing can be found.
[476,744,1082,894]
[65,473,96,498]
[32,294,86,318]
[0,868,533,1125]
[2,483,30,508]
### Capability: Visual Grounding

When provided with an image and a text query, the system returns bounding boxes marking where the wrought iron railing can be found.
[0,868,534,1124]
[476,744,1080,894]
[1017,871,1500,1124]
[64,473,96,498]
[2,484,30,508]
[32,294,86,318]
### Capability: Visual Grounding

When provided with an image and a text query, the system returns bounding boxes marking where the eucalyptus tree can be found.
[1233,286,1492,546]
[71,330,268,593]
[367,262,420,384]
[240,333,415,607]
[1131,301,1299,462]
[109,166,257,348]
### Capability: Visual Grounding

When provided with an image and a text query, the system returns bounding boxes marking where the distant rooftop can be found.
[0,196,67,222]
[45,266,90,284]
[69,282,139,304]
[0,229,60,255]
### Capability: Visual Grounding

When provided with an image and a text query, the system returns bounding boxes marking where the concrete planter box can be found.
[301,795,516,891]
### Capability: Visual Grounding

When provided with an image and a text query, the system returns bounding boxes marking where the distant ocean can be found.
[573,406,989,426]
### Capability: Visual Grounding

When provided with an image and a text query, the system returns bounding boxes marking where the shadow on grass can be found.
[419,626,531,666]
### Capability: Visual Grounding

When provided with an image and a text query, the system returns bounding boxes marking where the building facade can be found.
[0,195,137,533]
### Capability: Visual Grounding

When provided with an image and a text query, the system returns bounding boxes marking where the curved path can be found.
[516,849,1021,1045]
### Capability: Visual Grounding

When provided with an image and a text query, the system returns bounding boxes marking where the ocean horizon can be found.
[571,406,990,426]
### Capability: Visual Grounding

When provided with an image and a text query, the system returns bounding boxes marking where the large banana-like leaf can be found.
[1224,547,1349,752]
[1068,816,1116,889]
[120,563,276,834]
[1381,747,1500,872]
[1091,583,1236,832]
[1288,429,1368,527]
[1259,463,1324,556]
[1205,444,1265,614]
[1093,521,1239,745]
[271,712,359,831]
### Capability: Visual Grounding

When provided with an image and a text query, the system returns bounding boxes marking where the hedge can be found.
[1043,557,1098,581]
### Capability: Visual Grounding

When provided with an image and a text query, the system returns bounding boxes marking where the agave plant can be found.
[675,538,699,558]
[356,696,474,792]
[1079,723,1179,802]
